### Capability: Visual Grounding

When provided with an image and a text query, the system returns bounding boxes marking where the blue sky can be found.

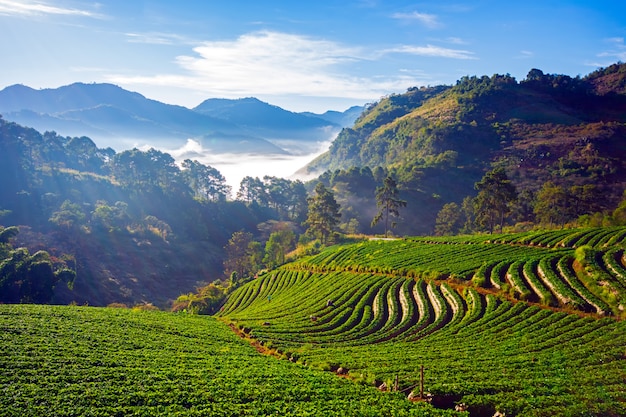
[1,0,625,113]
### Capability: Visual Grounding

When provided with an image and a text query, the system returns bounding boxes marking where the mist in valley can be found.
[152,137,332,193]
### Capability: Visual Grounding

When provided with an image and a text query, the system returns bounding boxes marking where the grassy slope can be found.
[0,304,457,417]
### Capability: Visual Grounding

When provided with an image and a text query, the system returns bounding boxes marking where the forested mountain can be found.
[0,83,348,154]
[305,63,626,235]
[0,116,309,306]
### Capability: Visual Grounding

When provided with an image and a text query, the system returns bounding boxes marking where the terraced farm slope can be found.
[219,227,626,417]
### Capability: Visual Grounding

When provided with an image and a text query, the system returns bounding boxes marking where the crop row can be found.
[221,266,626,416]
[1,304,459,417]
[286,237,626,315]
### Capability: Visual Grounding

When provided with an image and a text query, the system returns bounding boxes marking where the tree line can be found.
[434,167,624,236]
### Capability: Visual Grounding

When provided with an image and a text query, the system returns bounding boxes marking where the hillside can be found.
[219,226,626,416]
[0,117,280,307]
[303,64,626,234]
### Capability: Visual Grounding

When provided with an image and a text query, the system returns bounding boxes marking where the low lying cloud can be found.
[153,138,332,192]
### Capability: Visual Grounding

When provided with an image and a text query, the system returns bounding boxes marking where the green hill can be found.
[219,226,626,416]
[303,63,626,234]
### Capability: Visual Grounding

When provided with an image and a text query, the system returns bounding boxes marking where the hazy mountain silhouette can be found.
[0,83,359,154]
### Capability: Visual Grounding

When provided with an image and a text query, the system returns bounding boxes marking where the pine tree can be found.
[371,176,407,237]
[305,183,341,244]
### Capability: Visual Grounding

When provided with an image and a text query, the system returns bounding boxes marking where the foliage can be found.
[181,159,231,201]
[0,226,75,303]
[263,228,296,268]
[534,182,572,227]
[305,183,342,245]
[0,305,455,417]
[434,203,462,236]
[0,117,282,306]
[371,176,407,236]
[223,231,261,279]
[237,175,308,223]
[474,167,517,233]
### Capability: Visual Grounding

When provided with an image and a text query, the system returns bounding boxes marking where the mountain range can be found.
[0,83,362,155]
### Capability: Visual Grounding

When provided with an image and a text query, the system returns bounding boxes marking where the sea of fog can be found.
[150,138,330,194]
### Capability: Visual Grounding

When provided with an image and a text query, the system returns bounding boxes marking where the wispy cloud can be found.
[389,44,477,60]
[516,50,534,59]
[391,11,440,28]
[0,0,100,18]
[596,37,626,62]
[444,37,468,45]
[109,31,421,101]
[125,32,196,46]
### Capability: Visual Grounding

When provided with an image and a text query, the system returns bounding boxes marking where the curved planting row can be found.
[286,229,626,315]
[219,266,626,416]
[219,227,626,416]
[223,272,480,346]
[490,226,626,248]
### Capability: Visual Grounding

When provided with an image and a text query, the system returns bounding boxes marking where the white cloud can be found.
[0,0,99,17]
[391,11,440,28]
[516,50,534,59]
[108,31,424,102]
[389,44,477,60]
[594,37,626,64]
[444,37,468,45]
[125,32,195,46]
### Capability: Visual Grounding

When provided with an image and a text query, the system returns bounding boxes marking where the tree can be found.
[371,176,407,237]
[263,229,296,268]
[237,176,268,206]
[91,201,129,232]
[305,183,341,245]
[0,229,75,304]
[223,231,259,279]
[511,189,536,224]
[474,168,517,233]
[181,159,231,201]
[49,200,86,230]
[612,191,626,225]
[0,226,19,245]
[534,182,573,227]
[434,202,462,236]
[110,148,183,192]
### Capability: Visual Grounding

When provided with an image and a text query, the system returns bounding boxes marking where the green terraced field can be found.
[220,227,626,416]
[0,305,457,417]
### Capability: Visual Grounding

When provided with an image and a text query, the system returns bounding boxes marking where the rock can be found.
[455,403,468,412]
[336,367,348,375]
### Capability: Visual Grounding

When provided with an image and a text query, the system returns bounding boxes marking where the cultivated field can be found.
[220,227,626,416]
[0,305,454,416]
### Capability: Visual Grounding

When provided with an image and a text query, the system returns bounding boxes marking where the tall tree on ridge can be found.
[372,176,407,237]
[474,168,517,233]
[305,183,341,245]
